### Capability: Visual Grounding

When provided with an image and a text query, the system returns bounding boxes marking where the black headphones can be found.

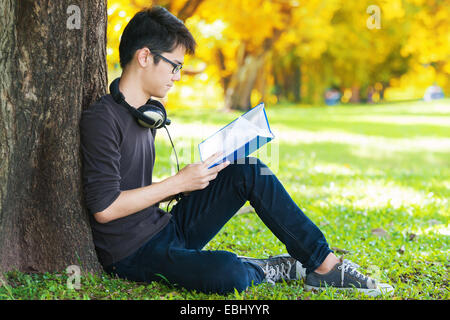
[109,77,171,129]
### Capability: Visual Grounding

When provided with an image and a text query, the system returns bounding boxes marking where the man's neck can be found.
[118,73,150,108]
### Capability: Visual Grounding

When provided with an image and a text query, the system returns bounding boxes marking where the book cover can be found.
[198,103,275,168]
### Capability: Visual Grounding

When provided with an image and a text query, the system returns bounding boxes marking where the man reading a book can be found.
[80,6,393,296]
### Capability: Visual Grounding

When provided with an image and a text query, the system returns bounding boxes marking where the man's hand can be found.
[174,152,230,193]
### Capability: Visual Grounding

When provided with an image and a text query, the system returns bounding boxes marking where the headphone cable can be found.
[163,125,180,172]
[163,125,184,212]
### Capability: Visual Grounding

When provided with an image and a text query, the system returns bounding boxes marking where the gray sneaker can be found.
[305,258,394,297]
[239,253,306,284]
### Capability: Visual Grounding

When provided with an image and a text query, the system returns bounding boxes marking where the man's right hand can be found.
[174,152,230,193]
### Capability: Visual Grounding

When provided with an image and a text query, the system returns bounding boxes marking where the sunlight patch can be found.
[311,163,360,176]
[274,128,450,154]
[414,223,450,237]
[314,180,442,211]
[334,115,450,126]
[345,181,435,209]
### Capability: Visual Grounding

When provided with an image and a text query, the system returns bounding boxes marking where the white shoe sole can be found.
[305,283,394,297]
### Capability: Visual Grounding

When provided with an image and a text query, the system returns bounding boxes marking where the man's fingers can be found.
[209,160,230,174]
[203,152,223,167]
[217,160,230,171]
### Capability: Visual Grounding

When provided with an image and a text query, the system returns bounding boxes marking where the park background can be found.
[107,0,449,110]
[0,0,448,300]
[104,0,447,299]
[107,0,450,300]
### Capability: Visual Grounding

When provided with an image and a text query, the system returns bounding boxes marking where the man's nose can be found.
[172,71,181,81]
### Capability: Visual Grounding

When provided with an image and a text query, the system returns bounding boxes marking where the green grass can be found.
[1,99,449,300]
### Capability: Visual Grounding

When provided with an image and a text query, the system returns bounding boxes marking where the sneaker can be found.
[239,253,306,284]
[304,258,394,297]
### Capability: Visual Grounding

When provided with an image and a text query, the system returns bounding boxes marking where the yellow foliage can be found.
[107,1,143,74]
[106,0,450,107]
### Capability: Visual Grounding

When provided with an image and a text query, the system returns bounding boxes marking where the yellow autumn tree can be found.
[106,0,449,108]
[385,0,450,100]
[190,0,298,110]
[270,0,341,104]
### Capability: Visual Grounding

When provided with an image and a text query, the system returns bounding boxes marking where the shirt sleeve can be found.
[79,106,122,215]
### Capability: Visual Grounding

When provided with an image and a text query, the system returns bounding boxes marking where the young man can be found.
[80,6,393,296]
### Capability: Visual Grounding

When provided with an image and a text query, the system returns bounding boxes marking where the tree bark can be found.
[0,0,107,274]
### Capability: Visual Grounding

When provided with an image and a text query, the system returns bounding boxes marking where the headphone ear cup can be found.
[137,104,166,129]
[147,99,167,119]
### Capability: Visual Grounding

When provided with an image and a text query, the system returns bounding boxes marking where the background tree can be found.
[107,0,449,109]
[319,0,410,103]
[194,0,296,111]
[270,0,339,104]
[0,0,107,273]
[387,0,450,99]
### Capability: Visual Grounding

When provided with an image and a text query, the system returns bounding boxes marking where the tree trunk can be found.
[272,53,301,103]
[349,85,361,103]
[223,3,293,111]
[0,0,107,274]
[224,51,267,111]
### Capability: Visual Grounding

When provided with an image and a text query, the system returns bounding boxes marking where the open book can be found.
[198,103,275,168]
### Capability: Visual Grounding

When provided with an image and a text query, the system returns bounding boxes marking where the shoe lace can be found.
[338,259,368,287]
[263,261,293,285]
[342,259,360,269]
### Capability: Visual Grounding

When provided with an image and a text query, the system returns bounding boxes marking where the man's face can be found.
[142,45,185,99]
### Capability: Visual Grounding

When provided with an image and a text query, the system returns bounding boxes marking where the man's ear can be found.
[136,47,150,68]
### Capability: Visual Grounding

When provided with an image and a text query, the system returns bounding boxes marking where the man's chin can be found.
[156,89,171,99]
[150,92,166,100]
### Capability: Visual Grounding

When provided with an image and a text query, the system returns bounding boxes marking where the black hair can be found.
[119,6,196,69]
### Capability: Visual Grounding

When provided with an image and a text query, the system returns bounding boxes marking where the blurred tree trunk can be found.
[175,0,205,21]
[349,85,361,103]
[272,53,301,103]
[224,43,267,111]
[223,2,293,111]
[158,0,205,21]
[0,0,107,274]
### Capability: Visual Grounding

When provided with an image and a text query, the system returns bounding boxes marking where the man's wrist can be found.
[167,174,184,195]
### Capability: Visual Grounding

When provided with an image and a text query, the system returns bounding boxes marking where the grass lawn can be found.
[1,99,449,300]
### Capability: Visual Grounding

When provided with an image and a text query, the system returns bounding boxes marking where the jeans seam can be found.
[251,189,324,269]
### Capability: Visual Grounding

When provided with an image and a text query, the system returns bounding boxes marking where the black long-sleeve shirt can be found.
[80,94,171,267]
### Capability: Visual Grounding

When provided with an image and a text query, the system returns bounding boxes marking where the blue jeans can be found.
[104,157,332,294]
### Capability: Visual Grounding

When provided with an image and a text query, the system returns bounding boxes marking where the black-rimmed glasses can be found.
[154,53,183,74]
